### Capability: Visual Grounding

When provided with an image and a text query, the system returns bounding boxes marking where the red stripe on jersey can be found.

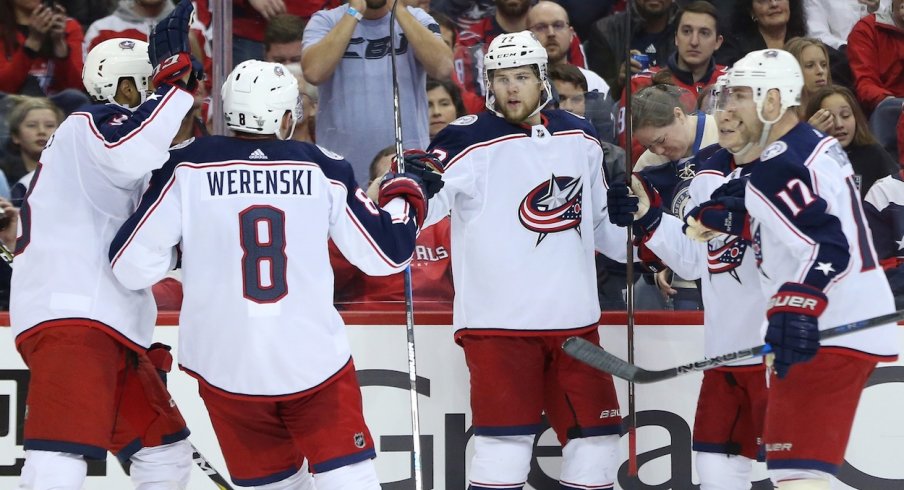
[444,133,528,170]
[453,322,599,345]
[110,174,179,267]
[329,179,411,269]
[747,184,818,284]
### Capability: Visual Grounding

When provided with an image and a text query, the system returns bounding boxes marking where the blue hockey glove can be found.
[710,177,747,200]
[765,282,827,379]
[149,0,194,67]
[606,182,637,227]
[683,195,749,242]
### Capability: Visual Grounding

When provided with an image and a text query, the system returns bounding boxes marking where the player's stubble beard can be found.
[495,92,541,125]
[495,0,530,18]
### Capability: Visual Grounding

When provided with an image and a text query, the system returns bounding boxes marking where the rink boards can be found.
[0,311,902,490]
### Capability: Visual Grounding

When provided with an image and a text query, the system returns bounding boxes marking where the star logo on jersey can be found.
[897,235,904,251]
[707,235,748,282]
[147,93,161,101]
[518,174,583,245]
[815,261,835,276]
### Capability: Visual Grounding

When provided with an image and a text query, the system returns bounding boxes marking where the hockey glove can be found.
[764,282,826,379]
[710,177,747,201]
[391,150,445,199]
[146,342,174,384]
[151,52,195,89]
[148,0,194,67]
[607,173,663,240]
[378,173,429,229]
[683,195,750,242]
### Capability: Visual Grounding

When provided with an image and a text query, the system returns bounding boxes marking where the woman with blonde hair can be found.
[784,36,834,127]
[2,96,63,187]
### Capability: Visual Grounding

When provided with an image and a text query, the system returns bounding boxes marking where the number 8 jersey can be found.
[110,136,419,398]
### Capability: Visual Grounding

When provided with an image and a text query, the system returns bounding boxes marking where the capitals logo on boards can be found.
[518,174,583,245]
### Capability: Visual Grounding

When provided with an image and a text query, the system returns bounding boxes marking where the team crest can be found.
[354,432,366,448]
[317,145,344,160]
[450,114,478,126]
[518,174,583,245]
[707,235,748,282]
[670,179,693,217]
[119,40,136,50]
[761,141,788,161]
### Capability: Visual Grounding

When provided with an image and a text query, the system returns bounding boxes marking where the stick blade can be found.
[562,337,643,382]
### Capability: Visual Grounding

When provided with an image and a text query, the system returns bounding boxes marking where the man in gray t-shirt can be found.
[302,0,453,185]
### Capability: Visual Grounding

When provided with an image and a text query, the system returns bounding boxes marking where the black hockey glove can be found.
[710,177,747,201]
[765,282,826,379]
[391,150,445,199]
[607,174,663,242]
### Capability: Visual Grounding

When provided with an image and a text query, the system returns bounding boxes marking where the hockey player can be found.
[424,31,626,490]
[691,49,899,489]
[608,73,772,489]
[9,2,199,487]
[109,59,441,490]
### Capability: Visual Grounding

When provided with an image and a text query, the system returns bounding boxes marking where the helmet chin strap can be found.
[276,111,297,141]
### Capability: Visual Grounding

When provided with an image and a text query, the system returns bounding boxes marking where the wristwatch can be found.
[346,6,363,21]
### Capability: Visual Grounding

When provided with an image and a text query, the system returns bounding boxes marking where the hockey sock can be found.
[696,452,755,490]
[468,434,534,489]
[18,450,87,490]
[314,459,381,490]
[559,434,618,489]
[129,439,192,490]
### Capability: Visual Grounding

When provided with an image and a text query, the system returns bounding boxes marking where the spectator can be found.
[454,0,587,101]
[848,0,904,160]
[432,10,484,113]
[195,0,343,66]
[805,85,899,196]
[587,0,679,98]
[82,0,172,58]
[527,1,609,96]
[632,84,720,310]
[431,10,457,48]
[618,0,727,164]
[804,0,881,50]
[333,146,454,311]
[784,36,832,124]
[302,0,452,185]
[264,13,318,143]
[402,0,431,11]
[2,96,61,188]
[548,62,618,146]
[553,0,614,40]
[716,0,807,66]
[426,78,465,138]
[0,0,88,114]
[803,83,904,311]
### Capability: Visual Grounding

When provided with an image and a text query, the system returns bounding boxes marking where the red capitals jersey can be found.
[332,216,453,311]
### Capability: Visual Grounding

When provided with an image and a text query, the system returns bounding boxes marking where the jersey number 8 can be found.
[239,205,288,303]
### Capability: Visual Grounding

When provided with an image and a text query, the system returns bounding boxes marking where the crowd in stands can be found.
[1,0,903,312]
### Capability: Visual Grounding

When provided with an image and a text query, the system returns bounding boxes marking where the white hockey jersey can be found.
[10,85,193,349]
[110,136,418,397]
[425,110,626,336]
[745,123,898,359]
[644,145,766,365]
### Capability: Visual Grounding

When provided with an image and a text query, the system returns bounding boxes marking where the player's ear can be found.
[763,88,783,119]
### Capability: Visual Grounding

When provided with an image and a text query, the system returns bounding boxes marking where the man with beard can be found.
[302,0,452,186]
[588,0,679,98]
[454,0,589,102]
[425,31,627,490]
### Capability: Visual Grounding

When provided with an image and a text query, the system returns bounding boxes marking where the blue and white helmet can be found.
[82,38,151,105]
[222,60,302,140]
[483,30,552,119]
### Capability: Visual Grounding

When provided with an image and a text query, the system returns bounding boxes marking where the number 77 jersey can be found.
[109,136,420,398]
[745,123,898,361]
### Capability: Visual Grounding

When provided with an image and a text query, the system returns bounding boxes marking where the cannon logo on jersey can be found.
[518,174,583,245]
[707,235,748,282]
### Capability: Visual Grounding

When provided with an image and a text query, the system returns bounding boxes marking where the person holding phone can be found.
[0,0,89,113]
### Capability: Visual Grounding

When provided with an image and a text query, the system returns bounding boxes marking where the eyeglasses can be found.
[529,21,569,34]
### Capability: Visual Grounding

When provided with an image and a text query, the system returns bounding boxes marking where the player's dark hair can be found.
[733,0,806,41]
[426,78,467,119]
[804,85,877,148]
[264,14,305,50]
[430,11,458,46]
[369,145,397,184]
[547,63,588,93]
[677,0,721,36]
[631,84,687,130]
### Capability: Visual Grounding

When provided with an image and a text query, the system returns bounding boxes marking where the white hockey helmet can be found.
[483,30,552,119]
[222,60,301,140]
[722,49,803,124]
[82,38,152,105]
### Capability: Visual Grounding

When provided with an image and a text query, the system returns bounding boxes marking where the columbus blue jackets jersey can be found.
[109,136,418,397]
[10,85,193,349]
[645,146,765,365]
[425,110,626,336]
[746,124,897,359]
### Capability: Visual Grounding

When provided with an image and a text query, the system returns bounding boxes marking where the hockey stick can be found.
[621,1,639,478]
[190,443,235,490]
[564,309,904,383]
[389,2,424,489]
